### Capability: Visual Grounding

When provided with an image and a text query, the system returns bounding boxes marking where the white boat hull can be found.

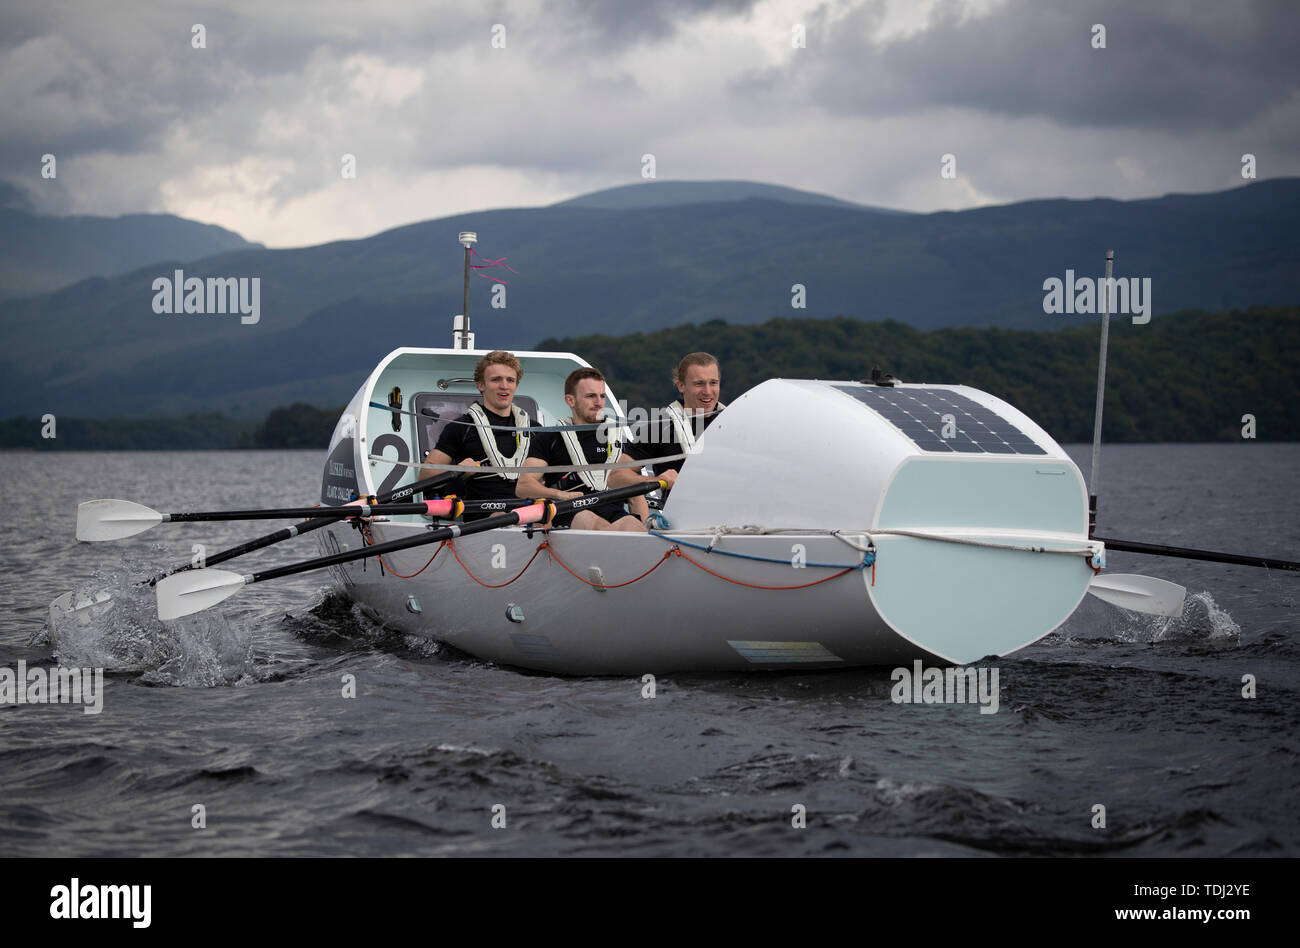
[320,522,1093,674]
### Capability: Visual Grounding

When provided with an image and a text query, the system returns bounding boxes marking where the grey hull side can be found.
[320,524,925,675]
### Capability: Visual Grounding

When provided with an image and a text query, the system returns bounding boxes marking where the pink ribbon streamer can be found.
[469,247,519,284]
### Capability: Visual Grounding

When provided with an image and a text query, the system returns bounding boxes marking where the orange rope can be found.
[360,522,446,578]
[543,541,675,588]
[363,526,862,592]
[376,542,445,578]
[449,540,550,588]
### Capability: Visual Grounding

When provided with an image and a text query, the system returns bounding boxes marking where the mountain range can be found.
[1,177,1296,420]
[0,182,259,302]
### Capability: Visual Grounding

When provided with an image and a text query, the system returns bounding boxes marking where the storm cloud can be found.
[2,0,1294,245]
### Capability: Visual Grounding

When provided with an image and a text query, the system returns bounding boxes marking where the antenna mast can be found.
[453,231,477,349]
[1088,249,1114,538]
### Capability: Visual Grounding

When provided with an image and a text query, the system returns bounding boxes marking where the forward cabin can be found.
[321,347,604,511]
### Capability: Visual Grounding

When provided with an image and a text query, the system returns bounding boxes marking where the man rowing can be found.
[417,350,536,521]
[516,368,671,531]
[613,352,725,495]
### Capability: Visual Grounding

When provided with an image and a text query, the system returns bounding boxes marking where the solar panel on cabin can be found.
[832,385,1047,455]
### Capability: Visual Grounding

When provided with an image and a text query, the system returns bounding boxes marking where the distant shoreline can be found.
[4,307,1296,447]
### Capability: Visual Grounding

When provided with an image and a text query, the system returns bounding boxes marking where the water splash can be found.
[46,566,163,671]
[1049,588,1241,649]
[1148,590,1242,645]
[139,613,255,687]
[44,559,256,686]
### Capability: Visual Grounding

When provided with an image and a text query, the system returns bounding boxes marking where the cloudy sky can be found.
[3,0,1297,247]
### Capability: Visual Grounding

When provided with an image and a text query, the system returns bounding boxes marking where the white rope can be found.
[368,453,685,474]
[663,525,1091,559]
[830,531,876,555]
[864,528,1097,556]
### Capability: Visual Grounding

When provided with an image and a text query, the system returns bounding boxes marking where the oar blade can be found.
[48,589,116,628]
[1088,573,1186,617]
[77,499,163,541]
[156,569,247,621]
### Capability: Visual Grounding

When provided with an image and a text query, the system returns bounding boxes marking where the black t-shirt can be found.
[433,405,537,502]
[529,427,623,495]
[529,427,629,527]
[624,407,721,477]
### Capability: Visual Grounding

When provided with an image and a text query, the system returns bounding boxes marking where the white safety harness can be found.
[468,403,532,482]
[559,419,623,492]
[664,401,725,454]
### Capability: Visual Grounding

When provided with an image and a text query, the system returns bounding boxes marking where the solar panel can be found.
[832,385,1047,455]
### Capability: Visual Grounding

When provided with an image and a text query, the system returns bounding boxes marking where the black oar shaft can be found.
[1096,536,1300,572]
[148,471,461,583]
[165,502,430,522]
[200,521,320,571]
[251,507,540,583]
[246,480,666,586]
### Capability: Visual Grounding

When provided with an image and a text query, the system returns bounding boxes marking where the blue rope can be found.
[647,531,874,569]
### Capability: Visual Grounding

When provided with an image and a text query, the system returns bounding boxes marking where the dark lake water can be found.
[1,443,1296,857]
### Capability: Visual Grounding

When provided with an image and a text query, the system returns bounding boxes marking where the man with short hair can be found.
[614,352,724,492]
[418,351,536,520]
[516,368,668,531]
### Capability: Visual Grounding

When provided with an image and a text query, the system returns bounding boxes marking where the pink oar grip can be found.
[515,503,547,525]
[423,499,454,517]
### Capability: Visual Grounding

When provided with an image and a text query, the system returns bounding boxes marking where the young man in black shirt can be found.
[516,368,671,531]
[418,351,536,520]
[613,351,723,491]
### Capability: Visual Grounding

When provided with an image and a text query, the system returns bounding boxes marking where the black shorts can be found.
[553,500,634,529]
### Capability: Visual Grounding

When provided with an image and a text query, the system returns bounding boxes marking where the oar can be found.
[78,498,471,542]
[79,492,546,541]
[54,471,463,620]
[1094,535,1300,572]
[1087,573,1186,617]
[156,479,668,620]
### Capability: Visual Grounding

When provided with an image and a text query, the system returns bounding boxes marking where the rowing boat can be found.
[308,338,1115,673]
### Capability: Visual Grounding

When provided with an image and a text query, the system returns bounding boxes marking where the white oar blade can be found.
[156,569,247,621]
[48,589,116,627]
[77,499,163,541]
[1088,573,1186,617]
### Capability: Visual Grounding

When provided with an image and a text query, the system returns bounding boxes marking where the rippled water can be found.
[1,444,1296,856]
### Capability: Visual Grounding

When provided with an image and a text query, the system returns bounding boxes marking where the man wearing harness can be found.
[613,352,724,496]
[417,351,536,522]
[517,368,669,531]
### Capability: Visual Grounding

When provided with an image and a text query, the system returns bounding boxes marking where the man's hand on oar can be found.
[156,479,668,621]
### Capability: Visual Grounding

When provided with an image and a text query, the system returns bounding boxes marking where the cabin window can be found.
[412,393,542,459]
